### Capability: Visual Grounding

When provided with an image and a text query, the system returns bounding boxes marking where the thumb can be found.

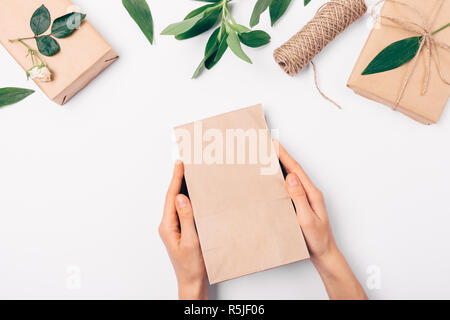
[285,173,314,217]
[175,194,198,243]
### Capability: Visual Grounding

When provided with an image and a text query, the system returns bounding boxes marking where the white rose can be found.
[28,66,52,82]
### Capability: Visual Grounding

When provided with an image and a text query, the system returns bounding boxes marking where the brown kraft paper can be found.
[0,0,118,105]
[347,0,450,124]
[174,105,309,284]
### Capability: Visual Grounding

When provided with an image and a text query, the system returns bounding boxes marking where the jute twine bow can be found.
[373,0,450,110]
[274,0,367,109]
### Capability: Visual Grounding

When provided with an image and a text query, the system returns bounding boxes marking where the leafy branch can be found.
[161,0,271,78]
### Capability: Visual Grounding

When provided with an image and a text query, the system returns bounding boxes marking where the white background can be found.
[0,0,449,300]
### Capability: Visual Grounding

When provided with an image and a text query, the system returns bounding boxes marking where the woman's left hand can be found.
[159,160,208,300]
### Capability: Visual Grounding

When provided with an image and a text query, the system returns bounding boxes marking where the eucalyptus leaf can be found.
[51,12,86,38]
[206,32,228,69]
[193,36,219,79]
[205,27,221,55]
[362,36,422,75]
[36,35,60,56]
[184,3,217,19]
[305,0,312,5]
[176,5,222,40]
[269,0,292,26]
[204,27,229,69]
[30,5,51,36]
[192,57,208,79]
[239,30,271,48]
[250,0,271,28]
[0,87,34,107]
[161,12,206,35]
[122,0,154,44]
[226,29,252,64]
[192,27,225,78]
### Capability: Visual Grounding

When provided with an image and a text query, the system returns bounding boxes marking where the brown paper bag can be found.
[174,105,309,284]
[0,0,118,105]
[347,0,450,124]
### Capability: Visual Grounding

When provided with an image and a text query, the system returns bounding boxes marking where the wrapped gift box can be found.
[0,0,118,105]
[347,0,450,124]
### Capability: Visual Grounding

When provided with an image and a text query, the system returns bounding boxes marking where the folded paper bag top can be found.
[0,0,118,105]
[347,0,450,124]
[174,105,309,284]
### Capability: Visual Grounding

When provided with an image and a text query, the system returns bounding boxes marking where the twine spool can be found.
[274,0,367,76]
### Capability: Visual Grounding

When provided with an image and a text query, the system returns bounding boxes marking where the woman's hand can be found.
[275,140,368,300]
[159,160,208,300]
[275,140,336,261]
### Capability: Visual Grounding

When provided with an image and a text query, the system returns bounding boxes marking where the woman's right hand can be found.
[275,140,367,300]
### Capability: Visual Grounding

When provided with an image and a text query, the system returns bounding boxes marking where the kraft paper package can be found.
[347,0,450,124]
[174,105,309,284]
[0,0,118,105]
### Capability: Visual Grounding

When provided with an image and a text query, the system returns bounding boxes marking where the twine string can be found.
[274,0,367,109]
[311,61,342,109]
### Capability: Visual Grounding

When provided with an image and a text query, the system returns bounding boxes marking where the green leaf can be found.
[161,12,206,35]
[30,5,51,36]
[230,24,250,34]
[304,0,312,5]
[226,29,252,64]
[192,28,221,78]
[192,25,231,78]
[122,0,154,44]
[203,26,229,69]
[192,59,207,79]
[269,0,292,26]
[0,87,34,108]
[362,36,422,75]
[193,42,218,78]
[239,30,271,47]
[176,5,222,40]
[205,27,221,55]
[184,3,217,19]
[206,32,228,69]
[51,12,86,38]
[36,35,60,56]
[250,0,271,28]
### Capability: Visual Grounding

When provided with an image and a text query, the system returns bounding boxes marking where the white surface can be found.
[0,0,449,300]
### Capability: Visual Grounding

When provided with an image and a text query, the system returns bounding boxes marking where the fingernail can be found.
[175,159,182,166]
[176,195,187,208]
[287,174,299,186]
